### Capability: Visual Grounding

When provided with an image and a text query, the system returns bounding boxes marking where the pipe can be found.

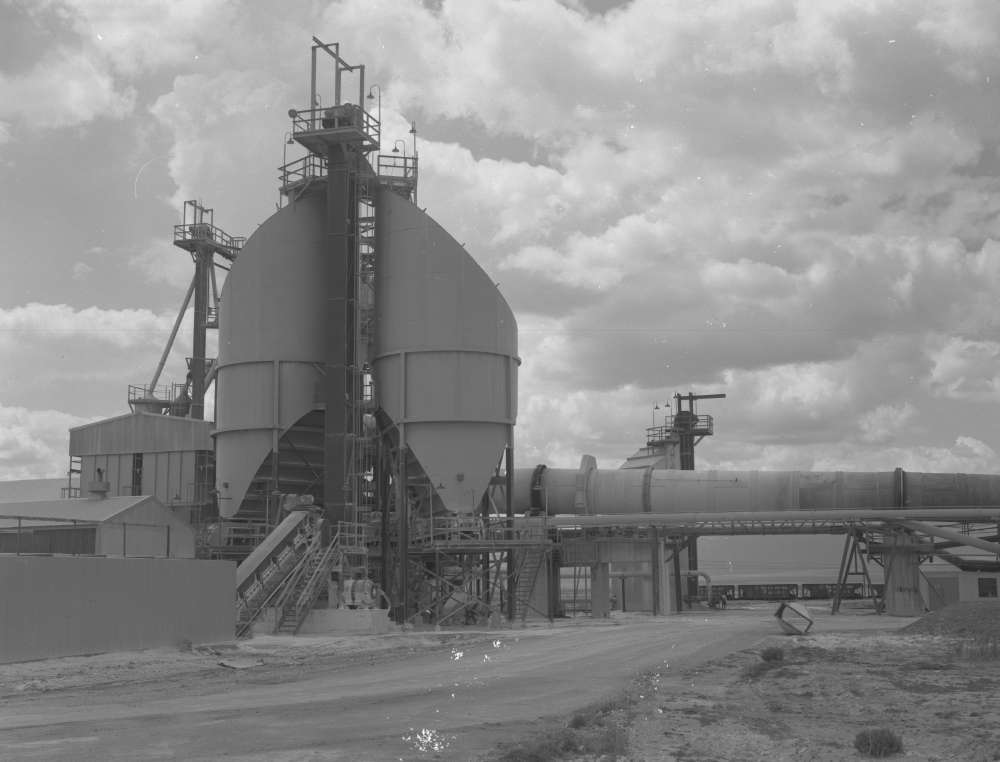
[679,569,712,587]
[549,508,1000,527]
[513,460,1000,519]
[900,520,1000,557]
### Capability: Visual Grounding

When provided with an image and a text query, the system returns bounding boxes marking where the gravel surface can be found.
[901,600,1000,637]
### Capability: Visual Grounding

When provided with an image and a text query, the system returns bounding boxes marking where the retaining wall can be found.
[0,555,234,663]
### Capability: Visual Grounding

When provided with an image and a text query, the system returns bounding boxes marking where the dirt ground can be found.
[2,603,998,760]
[494,601,1000,762]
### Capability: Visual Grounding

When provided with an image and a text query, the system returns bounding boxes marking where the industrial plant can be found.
[4,39,1000,664]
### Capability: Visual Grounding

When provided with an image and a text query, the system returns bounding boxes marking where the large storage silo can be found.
[213,196,328,518]
[374,188,519,513]
[214,182,519,519]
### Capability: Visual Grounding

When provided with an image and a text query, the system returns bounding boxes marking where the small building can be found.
[68,411,214,524]
[921,566,1000,609]
[0,494,195,558]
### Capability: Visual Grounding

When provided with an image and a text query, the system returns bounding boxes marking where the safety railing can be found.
[336,520,368,551]
[645,413,714,444]
[377,153,418,181]
[289,104,380,150]
[172,222,245,259]
[409,514,550,547]
[279,153,328,189]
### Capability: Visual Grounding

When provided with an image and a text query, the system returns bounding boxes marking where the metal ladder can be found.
[515,546,546,622]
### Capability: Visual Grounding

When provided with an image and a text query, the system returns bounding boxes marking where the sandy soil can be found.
[4,603,994,761]
[541,601,1000,762]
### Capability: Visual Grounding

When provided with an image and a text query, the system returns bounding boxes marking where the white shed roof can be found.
[0,495,160,525]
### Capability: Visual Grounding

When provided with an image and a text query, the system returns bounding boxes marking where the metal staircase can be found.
[273,531,343,635]
[234,516,370,637]
[235,511,318,637]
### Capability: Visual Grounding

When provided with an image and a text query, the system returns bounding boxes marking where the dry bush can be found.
[957,635,1000,660]
[495,725,627,761]
[760,646,785,663]
[854,728,903,757]
[742,660,780,680]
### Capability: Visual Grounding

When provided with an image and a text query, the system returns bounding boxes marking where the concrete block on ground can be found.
[299,609,395,634]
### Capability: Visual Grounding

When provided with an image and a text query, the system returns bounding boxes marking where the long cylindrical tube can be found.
[512,462,1000,518]
[549,508,1000,527]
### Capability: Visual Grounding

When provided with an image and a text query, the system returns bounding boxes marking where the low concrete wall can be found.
[300,609,394,635]
[0,555,234,664]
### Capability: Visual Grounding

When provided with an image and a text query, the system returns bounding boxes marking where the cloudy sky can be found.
[2,0,1000,481]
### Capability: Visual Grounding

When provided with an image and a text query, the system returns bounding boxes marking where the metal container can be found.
[214,196,328,517]
[374,188,518,513]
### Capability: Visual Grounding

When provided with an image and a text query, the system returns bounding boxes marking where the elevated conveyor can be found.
[235,508,319,637]
[235,512,370,637]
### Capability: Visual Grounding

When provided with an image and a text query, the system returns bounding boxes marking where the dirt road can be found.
[0,608,904,761]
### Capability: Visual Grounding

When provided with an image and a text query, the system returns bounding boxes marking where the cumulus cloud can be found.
[701,436,1000,475]
[925,336,1000,401]
[128,238,196,289]
[0,405,97,480]
[149,69,293,231]
[57,0,232,74]
[0,48,135,128]
[858,402,917,444]
[0,303,177,349]
[71,262,93,281]
[6,0,1000,481]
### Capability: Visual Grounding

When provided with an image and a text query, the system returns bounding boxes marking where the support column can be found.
[651,528,663,615]
[190,245,210,420]
[324,143,354,525]
[590,562,610,618]
[883,528,926,617]
[687,536,699,605]
[396,442,409,624]
[674,543,689,610]
[506,444,516,621]
[671,540,683,613]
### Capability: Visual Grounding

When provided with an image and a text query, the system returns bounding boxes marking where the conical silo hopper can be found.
[374,188,519,514]
[214,196,329,518]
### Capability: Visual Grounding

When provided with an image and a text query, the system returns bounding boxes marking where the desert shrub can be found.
[761,646,785,663]
[854,728,903,757]
[957,636,1000,660]
[495,725,627,761]
[743,660,779,680]
[568,712,589,729]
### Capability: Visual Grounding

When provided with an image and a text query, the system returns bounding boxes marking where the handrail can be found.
[236,551,301,638]
[279,154,327,188]
[272,528,325,616]
[172,222,244,260]
[288,540,341,631]
[289,104,380,148]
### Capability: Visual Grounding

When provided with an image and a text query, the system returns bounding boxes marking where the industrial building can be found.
[0,491,195,558]
[9,40,1000,660]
